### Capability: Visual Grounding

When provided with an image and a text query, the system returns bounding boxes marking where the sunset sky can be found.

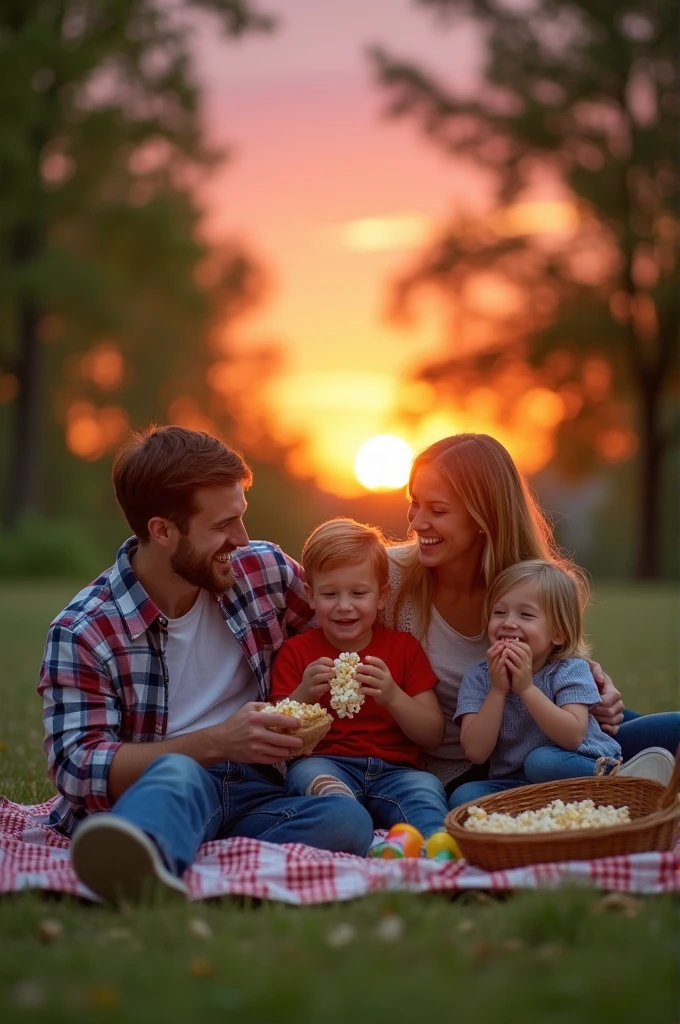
[184,0,482,492]
[190,0,571,494]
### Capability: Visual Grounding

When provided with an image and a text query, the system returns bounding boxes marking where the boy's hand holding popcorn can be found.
[356,656,399,708]
[294,657,335,703]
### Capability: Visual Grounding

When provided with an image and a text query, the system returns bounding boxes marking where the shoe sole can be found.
[71,815,188,906]
[617,747,675,786]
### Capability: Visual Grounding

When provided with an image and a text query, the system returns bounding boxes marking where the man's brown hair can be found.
[113,425,252,542]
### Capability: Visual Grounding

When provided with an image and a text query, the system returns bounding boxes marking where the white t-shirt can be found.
[422,606,489,761]
[164,590,259,740]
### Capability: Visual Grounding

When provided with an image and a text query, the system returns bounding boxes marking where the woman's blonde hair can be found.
[393,433,561,635]
[485,559,591,660]
[302,517,389,589]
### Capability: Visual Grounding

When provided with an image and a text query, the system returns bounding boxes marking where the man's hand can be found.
[487,642,511,694]
[356,656,399,708]
[206,702,303,763]
[503,640,534,694]
[296,657,334,703]
[586,659,624,735]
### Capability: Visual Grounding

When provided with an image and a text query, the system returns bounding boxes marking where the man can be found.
[39,425,374,904]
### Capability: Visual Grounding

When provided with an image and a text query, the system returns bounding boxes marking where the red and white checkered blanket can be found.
[1,797,677,902]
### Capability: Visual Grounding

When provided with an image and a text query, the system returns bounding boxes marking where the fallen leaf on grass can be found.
[374,915,404,943]
[472,939,497,963]
[594,893,642,918]
[38,919,63,944]
[189,957,213,978]
[87,984,120,1009]
[502,937,526,953]
[10,981,44,1008]
[456,918,476,935]
[532,942,565,963]
[100,927,133,944]
[188,917,213,940]
[326,923,357,948]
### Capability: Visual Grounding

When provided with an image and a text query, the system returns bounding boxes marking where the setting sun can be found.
[355,434,413,491]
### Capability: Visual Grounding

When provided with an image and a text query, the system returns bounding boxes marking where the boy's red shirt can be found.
[269,623,438,767]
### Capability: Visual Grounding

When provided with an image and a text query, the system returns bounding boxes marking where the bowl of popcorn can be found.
[444,774,679,870]
[260,699,333,757]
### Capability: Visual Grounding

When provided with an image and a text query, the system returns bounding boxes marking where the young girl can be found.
[449,559,623,807]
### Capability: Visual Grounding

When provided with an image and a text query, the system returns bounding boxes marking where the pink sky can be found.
[189,2,497,492]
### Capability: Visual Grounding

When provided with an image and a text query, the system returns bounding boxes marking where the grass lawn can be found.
[0,581,677,1024]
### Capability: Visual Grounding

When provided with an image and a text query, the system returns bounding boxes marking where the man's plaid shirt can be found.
[38,537,314,835]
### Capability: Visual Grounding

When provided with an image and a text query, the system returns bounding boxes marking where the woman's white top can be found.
[383,547,488,784]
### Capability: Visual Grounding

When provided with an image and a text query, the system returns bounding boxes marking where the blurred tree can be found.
[0,0,273,527]
[371,0,678,578]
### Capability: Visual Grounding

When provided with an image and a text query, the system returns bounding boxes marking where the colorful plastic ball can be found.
[386,824,424,858]
[368,840,405,860]
[425,831,461,860]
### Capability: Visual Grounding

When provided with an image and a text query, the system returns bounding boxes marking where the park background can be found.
[0,0,677,583]
[0,5,677,1022]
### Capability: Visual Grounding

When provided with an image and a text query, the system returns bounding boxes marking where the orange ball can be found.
[386,823,424,858]
[387,823,423,843]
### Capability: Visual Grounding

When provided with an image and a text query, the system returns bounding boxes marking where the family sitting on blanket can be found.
[38,426,680,904]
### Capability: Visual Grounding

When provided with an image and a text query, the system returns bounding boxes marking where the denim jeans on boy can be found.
[447,745,603,809]
[106,753,375,875]
[285,755,449,838]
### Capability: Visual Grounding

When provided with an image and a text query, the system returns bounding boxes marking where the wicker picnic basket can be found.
[444,767,680,871]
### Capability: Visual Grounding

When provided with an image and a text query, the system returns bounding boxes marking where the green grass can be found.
[0,582,677,1024]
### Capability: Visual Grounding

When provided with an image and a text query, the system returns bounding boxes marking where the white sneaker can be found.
[71,815,188,906]
[617,747,675,786]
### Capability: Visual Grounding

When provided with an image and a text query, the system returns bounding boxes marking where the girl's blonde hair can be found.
[302,517,389,589]
[485,559,591,660]
[392,433,561,635]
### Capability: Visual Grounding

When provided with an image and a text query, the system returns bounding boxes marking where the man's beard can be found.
[170,534,235,595]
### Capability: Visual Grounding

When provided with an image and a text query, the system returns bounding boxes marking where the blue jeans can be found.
[110,754,375,876]
[448,708,680,809]
[617,709,680,758]
[285,755,449,838]
[448,746,602,809]
[448,775,528,808]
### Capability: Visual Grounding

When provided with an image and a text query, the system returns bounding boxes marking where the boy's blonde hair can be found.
[302,518,389,589]
[392,434,559,637]
[485,559,591,660]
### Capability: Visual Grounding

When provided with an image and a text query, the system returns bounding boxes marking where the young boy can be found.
[270,518,448,840]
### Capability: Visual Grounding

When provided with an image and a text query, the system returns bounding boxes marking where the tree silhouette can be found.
[0,0,273,527]
[370,0,677,578]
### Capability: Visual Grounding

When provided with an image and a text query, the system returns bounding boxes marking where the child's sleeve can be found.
[552,659,601,707]
[453,663,490,722]
[399,635,439,697]
[269,640,305,701]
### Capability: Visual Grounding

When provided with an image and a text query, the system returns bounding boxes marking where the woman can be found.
[382,434,679,800]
